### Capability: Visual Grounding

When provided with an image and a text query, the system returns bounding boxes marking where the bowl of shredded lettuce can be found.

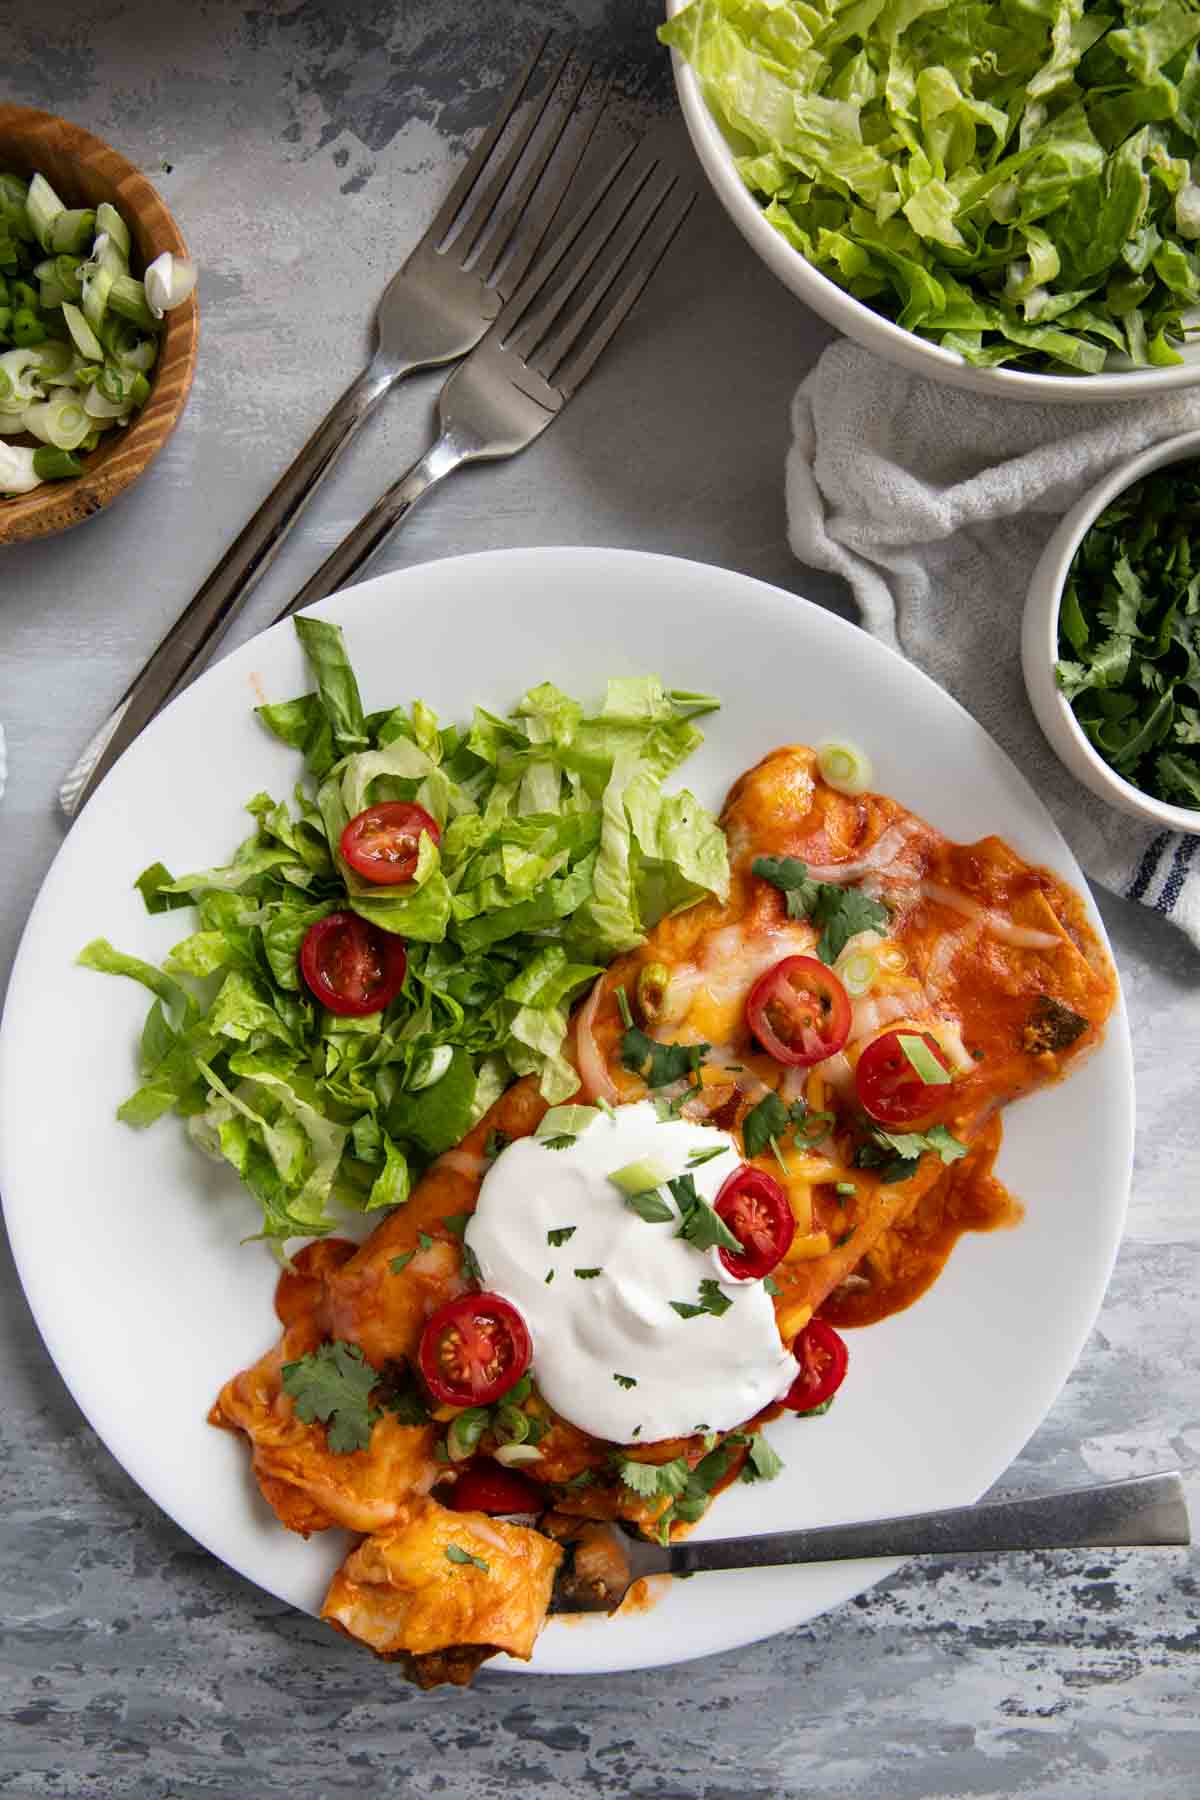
[661,0,1200,397]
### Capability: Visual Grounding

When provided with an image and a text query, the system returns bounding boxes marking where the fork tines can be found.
[426,33,609,303]
[499,149,697,398]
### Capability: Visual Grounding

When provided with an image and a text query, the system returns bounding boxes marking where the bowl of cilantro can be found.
[1022,430,1200,833]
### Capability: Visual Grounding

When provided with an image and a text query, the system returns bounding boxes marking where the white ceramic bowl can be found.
[664,3,1200,404]
[1022,429,1200,836]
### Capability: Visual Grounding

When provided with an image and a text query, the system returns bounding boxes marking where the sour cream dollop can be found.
[465,1101,796,1445]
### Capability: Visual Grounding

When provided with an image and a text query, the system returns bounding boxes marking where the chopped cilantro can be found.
[574,1266,602,1280]
[484,1129,511,1162]
[752,854,889,964]
[632,1424,642,1437]
[672,1443,734,1524]
[654,1091,689,1122]
[763,1275,781,1296]
[620,1027,710,1088]
[545,1269,554,1284]
[389,1249,415,1275]
[795,1394,835,1418]
[740,1432,785,1483]
[547,1225,577,1246]
[417,1231,433,1252]
[669,1173,741,1254]
[616,1456,690,1498]
[280,1340,380,1455]
[445,1544,489,1573]
[460,1241,482,1285]
[441,1212,470,1238]
[561,1469,594,1491]
[613,1373,638,1389]
[742,1091,789,1159]
[624,1189,675,1223]
[669,1278,733,1320]
[541,1134,577,1150]
[857,1123,968,1183]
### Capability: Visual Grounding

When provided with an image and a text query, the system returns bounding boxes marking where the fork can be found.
[264,146,695,624]
[549,1471,1190,1614]
[60,34,607,817]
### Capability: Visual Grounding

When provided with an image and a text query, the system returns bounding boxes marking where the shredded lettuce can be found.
[661,0,1200,372]
[80,620,728,1241]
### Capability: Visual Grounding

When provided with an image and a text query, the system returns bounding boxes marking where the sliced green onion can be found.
[48,208,96,256]
[32,339,75,382]
[0,441,41,492]
[11,308,46,347]
[615,986,633,1029]
[143,251,197,318]
[0,347,43,405]
[408,1044,454,1092]
[126,370,151,409]
[535,1104,600,1143]
[112,332,156,372]
[835,1181,856,1196]
[493,1403,530,1446]
[95,202,131,259]
[83,383,127,420]
[25,173,64,251]
[80,231,125,331]
[107,273,160,331]
[23,389,90,450]
[446,1406,490,1462]
[896,1033,952,1086]
[31,445,82,481]
[60,301,104,362]
[636,961,671,1022]
[609,1155,672,1195]
[837,951,878,998]
[493,1443,543,1468]
[817,739,873,796]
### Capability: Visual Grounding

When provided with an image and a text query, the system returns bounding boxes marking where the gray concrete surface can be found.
[1,4,1196,1796]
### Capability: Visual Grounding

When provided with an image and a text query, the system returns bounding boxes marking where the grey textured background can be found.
[1,4,1197,1796]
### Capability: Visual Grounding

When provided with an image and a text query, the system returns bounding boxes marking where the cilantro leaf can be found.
[763,1274,780,1296]
[809,884,890,965]
[484,1129,512,1163]
[751,855,819,918]
[670,1278,733,1320]
[857,1123,967,1183]
[417,1231,433,1251]
[540,1134,577,1150]
[742,1091,789,1159]
[740,1432,784,1483]
[669,1173,742,1254]
[547,1225,577,1246]
[280,1341,380,1454]
[624,1189,675,1223]
[620,1028,709,1087]
[752,854,889,963]
[613,1373,638,1389]
[445,1544,489,1573]
[389,1249,415,1275]
[616,1456,691,1498]
[574,1266,602,1279]
[441,1212,470,1238]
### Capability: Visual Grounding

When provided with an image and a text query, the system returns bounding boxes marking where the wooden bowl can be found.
[0,105,199,544]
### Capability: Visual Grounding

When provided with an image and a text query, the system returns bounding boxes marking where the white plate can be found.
[0,548,1132,1677]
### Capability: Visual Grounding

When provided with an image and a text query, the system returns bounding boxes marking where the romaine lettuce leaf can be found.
[80,621,729,1241]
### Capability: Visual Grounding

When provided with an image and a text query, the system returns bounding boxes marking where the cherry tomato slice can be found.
[340,801,441,886]
[445,1461,545,1515]
[784,1318,848,1412]
[745,954,852,1067]
[714,1165,795,1280]
[299,910,408,1017]
[855,1028,951,1126]
[419,1293,532,1408]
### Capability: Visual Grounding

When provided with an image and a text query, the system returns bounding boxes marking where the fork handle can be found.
[62,354,408,816]
[272,428,473,622]
[668,1473,1190,1579]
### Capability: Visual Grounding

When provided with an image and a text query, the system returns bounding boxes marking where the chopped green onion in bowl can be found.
[0,170,196,496]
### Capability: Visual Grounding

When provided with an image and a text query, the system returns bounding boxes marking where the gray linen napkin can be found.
[786,339,1200,948]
